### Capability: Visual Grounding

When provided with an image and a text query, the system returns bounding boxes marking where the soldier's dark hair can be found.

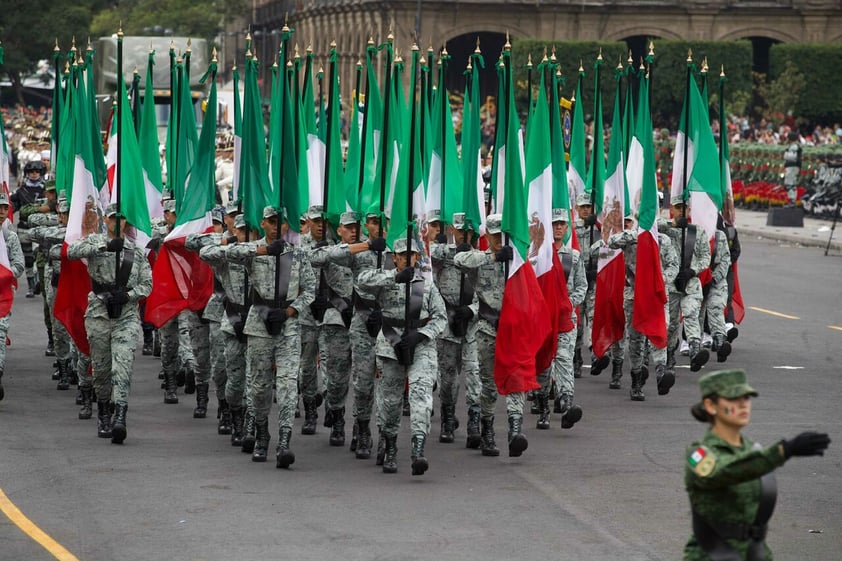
[691,395,719,423]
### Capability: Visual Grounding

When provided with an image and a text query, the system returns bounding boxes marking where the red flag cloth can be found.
[0,259,16,319]
[54,244,92,355]
[697,238,714,286]
[143,237,213,328]
[728,262,745,324]
[591,253,626,358]
[493,260,549,395]
[632,231,668,348]
[535,261,560,374]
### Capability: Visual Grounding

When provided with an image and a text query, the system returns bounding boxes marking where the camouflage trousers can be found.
[0,314,10,371]
[38,261,52,335]
[208,320,227,395]
[177,311,195,371]
[475,330,501,418]
[299,323,321,401]
[246,327,300,431]
[46,280,71,362]
[223,330,248,410]
[669,287,703,350]
[86,310,140,406]
[187,311,211,385]
[436,337,481,411]
[320,324,352,411]
[73,349,92,389]
[159,310,195,376]
[538,327,577,398]
[701,281,728,339]
[349,313,377,421]
[375,341,437,439]
[506,391,527,420]
[574,286,596,371]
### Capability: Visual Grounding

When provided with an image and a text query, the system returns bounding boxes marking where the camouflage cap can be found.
[425,209,442,224]
[104,203,121,218]
[0,192,9,206]
[670,195,687,206]
[225,200,240,215]
[485,213,502,235]
[551,208,569,223]
[365,211,381,220]
[306,205,324,220]
[452,212,472,231]
[57,199,69,213]
[339,211,360,225]
[393,237,421,254]
[262,205,286,220]
[45,180,57,192]
[698,369,758,399]
[211,206,225,223]
[163,199,176,213]
[234,214,246,229]
[576,192,592,206]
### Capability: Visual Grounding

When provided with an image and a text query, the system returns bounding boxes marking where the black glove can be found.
[266,240,286,256]
[434,233,448,244]
[109,290,130,306]
[455,242,471,254]
[586,269,597,284]
[106,238,124,252]
[310,294,330,320]
[494,246,513,262]
[398,330,427,350]
[266,308,287,325]
[584,214,597,227]
[453,305,474,323]
[394,267,414,284]
[368,237,387,253]
[675,216,689,228]
[783,431,831,459]
[225,235,238,245]
[676,269,695,284]
[365,308,382,337]
[146,237,162,251]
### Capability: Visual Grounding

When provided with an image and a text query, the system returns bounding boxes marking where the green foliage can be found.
[770,43,842,124]
[754,61,807,125]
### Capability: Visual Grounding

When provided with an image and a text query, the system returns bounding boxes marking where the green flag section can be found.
[298,49,323,218]
[549,64,572,246]
[232,66,242,203]
[493,46,550,397]
[461,51,485,235]
[358,45,385,219]
[173,57,198,214]
[238,55,273,234]
[85,49,107,199]
[719,71,736,226]
[489,56,506,208]
[344,90,362,214]
[425,55,464,226]
[670,64,722,243]
[322,48,346,226]
[139,51,164,225]
[116,69,152,240]
[568,67,588,207]
[628,68,668,349]
[591,66,626,359]
[586,57,605,214]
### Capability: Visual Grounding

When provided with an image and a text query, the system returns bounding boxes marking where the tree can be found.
[756,61,807,126]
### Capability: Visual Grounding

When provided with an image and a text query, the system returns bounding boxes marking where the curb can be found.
[739,225,841,251]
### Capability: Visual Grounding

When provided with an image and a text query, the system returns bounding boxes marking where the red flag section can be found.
[54,244,92,355]
[632,232,668,348]
[144,237,214,328]
[728,262,745,324]
[0,232,18,318]
[494,261,549,395]
[591,254,626,358]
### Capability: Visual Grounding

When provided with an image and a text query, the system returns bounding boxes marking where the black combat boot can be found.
[230,407,244,447]
[56,359,71,391]
[609,361,623,389]
[480,416,500,457]
[376,430,386,466]
[45,329,55,356]
[591,354,610,376]
[184,370,196,395]
[529,390,539,414]
[97,401,113,438]
[252,418,270,462]
[507,415,528,458]
[726,325,739,343]
[163,370,178,404]
[355,419,372,460]
[241,411,256,453]
[67,360,78,386]
[439,404,456,443]
[193,383,209,418]
[51,359,60,380]
[689,339,709,372]
[0,370,5,401]
[142,329,154,356]
[465,407,481,449]
[666,348,676,376]
[560,395,583,429]
[329,408,346,446]
[536,393,551,430]
[714,335,731,363]
[301,397,319,435]
[217,399,232,435]
[382,434,398,474]
[655,364,675,395]
[111,403,128,444]
[630,369,645,401]
[573,347,583,379]
[411,435,429,476]
[78,387,93,420]
[276,428,295,469]
[349,420,358,451]
[26,276,36,298]
[152,330,161,357]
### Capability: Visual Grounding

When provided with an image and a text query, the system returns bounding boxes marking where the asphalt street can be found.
[0,236,840,561]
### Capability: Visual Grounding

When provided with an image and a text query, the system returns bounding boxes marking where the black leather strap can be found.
[115,247,135,289]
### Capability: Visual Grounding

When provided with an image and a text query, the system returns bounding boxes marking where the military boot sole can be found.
[97,428,112,439]
[608,379,622,390]
[301,421,317,435]
[193,409,207,419]
[111,425,127,444]
[717,342,732,363]
[690,349,710,372]
[439,431,455,443]
[508,434,528,457]
[218,424,232,435]
[164,395,179,404]
[630,389,646,402]
[411,457,429,476]
[382,462,398,474]
[536,417,550,430]
[276,449,295,469]
[561,405,583,429]
[329,433,345,447]
[481,446,501,457]
[591,355,610,375]
[726,326,739,343]
[657,372,675,395]
[231,434,244,447]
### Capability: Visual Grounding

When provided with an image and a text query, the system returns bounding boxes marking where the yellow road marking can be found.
[829,325,842,332]
[747,306,800,320]
[0,488,79,561]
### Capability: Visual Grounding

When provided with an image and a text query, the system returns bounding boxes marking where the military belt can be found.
[91,280,117,295]
[381,316,429,330]
[478,300,500,329]
[251,293,293,310]
[353,293,376,312]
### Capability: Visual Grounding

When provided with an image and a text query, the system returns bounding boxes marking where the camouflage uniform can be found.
[430,227,481,446]
[28,209,57,352]
[701,228,731,362]
[357,243,447,475]
[574,212,602,375]
[226,219,316,466]
[297,232,325,407]
[67,228,153,443]
[0,221,25,400]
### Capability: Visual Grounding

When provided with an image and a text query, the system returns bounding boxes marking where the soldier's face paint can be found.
[715,395,752,429]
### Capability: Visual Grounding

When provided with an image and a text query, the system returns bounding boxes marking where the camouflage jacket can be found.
[0,225,25,280]
[66,234,153,320]
[430,242,479,342]
[710,229,731,286]
[607,229,680,296]
[225,238,315,338]
[684,429,785,561]
[29,225,66,275]
[199,241,249,336]
[658,218,711,295]
[356,268,447,360]
[453,248,505,337]
[186,232,223,322]
[309,241,354,328]
[558,245,587,320]
[326,244,393,316]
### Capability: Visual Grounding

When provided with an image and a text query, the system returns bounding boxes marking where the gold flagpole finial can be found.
[282,13,290,33]
[616,55,623,71]
[550,46,557,64]
[475,37,481,54]
[628,49,633,66]
[306,43,313,54]
[330,39,336,50]
[54,38,60,52]
[186,38,192,53]
[71,36,77,53]
[597,47,603,61]
[412,42,419,52]
[504,31,511,50]
[442,46,448,57]
[579,59,584,73]
[648,40,655,57]
[528,53,534,67]
[368,36,375,47]
[212,46,218,63]
[118,23,123,39]
[687,49,693,63]
[246,31,252,42]
[720,64,726,78]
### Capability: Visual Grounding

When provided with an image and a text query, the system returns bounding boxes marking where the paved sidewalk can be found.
[733,207,841,251]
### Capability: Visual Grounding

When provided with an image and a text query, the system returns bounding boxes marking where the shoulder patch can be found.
[688,445,717,477]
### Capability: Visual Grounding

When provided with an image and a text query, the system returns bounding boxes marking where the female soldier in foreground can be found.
[684,369,830,560]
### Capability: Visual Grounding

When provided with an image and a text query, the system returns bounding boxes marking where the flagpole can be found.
[353,57,363,242]
[357,43,372,241]
[168,42,176,196]
[131,67,141,134]
[587,54,601,279]
[116,26,124,245]
[525,53,533,127]
[438,47,449,228]
[502,36,511,279]
[274,17,293,308]
[680,50,693,275]
[404,43,420,335]
[53,40,61,167]
[376,31,394,268]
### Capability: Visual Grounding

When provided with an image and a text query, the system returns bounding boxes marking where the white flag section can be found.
[305,133,326,209]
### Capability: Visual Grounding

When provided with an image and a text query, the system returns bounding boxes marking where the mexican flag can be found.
[322,48,348,226]
[493,50,551,396]
[550,64,576,248]
[0,47,17,317]
[719,71,744,324]
[627,68,668,348]
[590,67,627,359]
[138,51,164,242]
[144,62,218,328]
[238,54,273,234]
[461,51,486,235]
[358,45,384,219]
[567,67,588,211]
[298,48,324,218]
[231,66,242,203]
[104,108,118,209]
